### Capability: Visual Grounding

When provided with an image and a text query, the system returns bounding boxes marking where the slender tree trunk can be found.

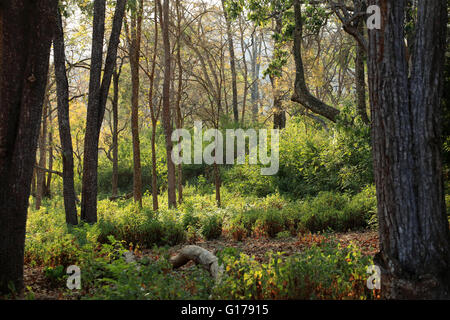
[148,0,160,211]
[111,67,121,198]
[367,0,450,299]
[221,0,239,123]
[54,9,78,225]
[81,0,126,223]
[239,16,249,124]
[0,0,56,294]
[272,15,286,130]
[45,122,53,198]
[355,14,369,124]
[251,32,262,121]
[35,97,49,210]
[158,0,177,208]
[176,0,183,205]
[128,0,144,207]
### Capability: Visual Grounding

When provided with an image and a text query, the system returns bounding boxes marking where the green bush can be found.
[201,214,223,240]
[213,241,377,300]
[88,247,214,300]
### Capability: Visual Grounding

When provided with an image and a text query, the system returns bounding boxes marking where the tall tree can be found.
[0,0,57,294]
[221,0,239,123]
[81,0,127,223]
[54,9,78,225]
[125,0,144,207]
[158,0,177,208]
[35,92,50,210]
[366,0,450,299]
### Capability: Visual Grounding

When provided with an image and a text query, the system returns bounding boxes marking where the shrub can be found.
[213,241,378,300]
[254,209,284,238]
[201,214,223,240]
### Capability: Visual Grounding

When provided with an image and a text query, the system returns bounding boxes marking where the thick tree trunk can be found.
[367,0,450,299]
[158,0,177,208]
[81,0,126,223]
[0,0,56,294]
[54,9,78,225]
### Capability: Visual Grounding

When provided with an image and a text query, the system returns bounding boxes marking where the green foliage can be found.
[201,214,223,240]
[43,265,66,287]
[213,240,377,300]
[88,247,214,300]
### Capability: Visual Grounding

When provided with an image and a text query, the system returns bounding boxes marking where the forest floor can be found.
[21,230,379,300]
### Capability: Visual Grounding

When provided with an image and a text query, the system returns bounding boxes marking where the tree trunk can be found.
[291,0,340,123]
[81,0,126,223]
[176,0,183,205]
[251,32,262,122]
[158,0,177,208]
[45,122,53,198]
[148,0,160,212]
[272,15,286,130]
[0,0,56,294]
[128,0,144,207]
[111,67,121,198]
[367,0,450,299]
[35,97,49,210]
[54,9,78,225]
[355,14,369,125]
[221,0,239,124]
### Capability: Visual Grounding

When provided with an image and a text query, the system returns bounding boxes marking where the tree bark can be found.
[81,0,126,223]
[355,12,369,125]
[35,96,49,210]
[367,0,450,299]
[54,9,78,225]
[127,0,144,207]
[221,0,239,124]
[272,14,286,130]
[0,0,56,294]
[176,0,184,205]
[158,0,177,208]
[111,65,121,198]
[291,0,340,123]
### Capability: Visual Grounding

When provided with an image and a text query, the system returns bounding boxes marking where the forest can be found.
[0,0,449,302]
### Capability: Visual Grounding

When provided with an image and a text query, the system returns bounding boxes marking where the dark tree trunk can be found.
[54,9,78,225]
[81,0,126,223]
[291,0,340,123]
[35,97,49,210]
[158,0,177,208]
[272,15,286,130]
[0,0,56,294]
[176,0,183,205]
[355,17,369,124]
[45,122,53,198]
[128,0,144,207]
[111,67,121,198]
[367,0,450,299]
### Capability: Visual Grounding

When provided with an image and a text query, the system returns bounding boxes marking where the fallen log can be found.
[170,245,223,281]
